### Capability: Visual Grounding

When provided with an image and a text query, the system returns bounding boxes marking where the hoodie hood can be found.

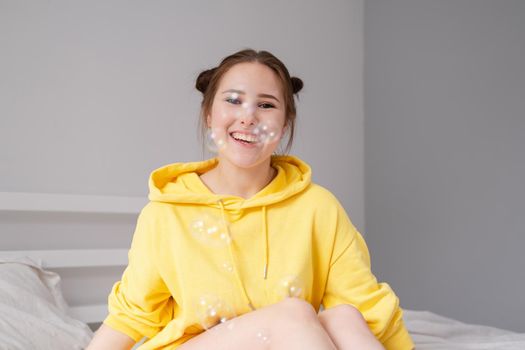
[148,155,311,212]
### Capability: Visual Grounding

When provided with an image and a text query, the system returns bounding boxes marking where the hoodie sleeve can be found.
[103,204,174,342]
[321,203,414,350]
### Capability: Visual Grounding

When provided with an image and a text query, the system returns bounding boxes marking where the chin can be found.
[221,152,270,170]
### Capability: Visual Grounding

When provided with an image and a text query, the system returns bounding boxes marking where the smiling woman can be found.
[199,61,289,198]
[86,49,414,350]
[196,50,303,156]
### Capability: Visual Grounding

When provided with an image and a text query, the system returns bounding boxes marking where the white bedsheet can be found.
[0,257,93,350]
[405,309,525,349]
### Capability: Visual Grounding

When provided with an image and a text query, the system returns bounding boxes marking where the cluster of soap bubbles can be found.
[189,213,231,247]
[196,294,236,330]
[205,128,227,154]
[194,272,305,335]
[190,212,236,330]
[275,275,305,300]
[253,122,279,145]
[190,208,305,338]
[221,261,234,273]
[206,121,281,154]
[256,328,271,345]
[205,94,283,154]
[194,272,305,332]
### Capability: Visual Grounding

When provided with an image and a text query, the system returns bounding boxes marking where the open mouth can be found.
[230,132,259,145]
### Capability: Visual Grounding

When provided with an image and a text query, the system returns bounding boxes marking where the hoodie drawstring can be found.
[217,199,255,311]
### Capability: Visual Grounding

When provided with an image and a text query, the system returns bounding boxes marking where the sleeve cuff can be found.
[382,319,415,350]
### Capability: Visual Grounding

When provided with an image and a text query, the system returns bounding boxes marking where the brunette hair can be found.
[195,49,303,154]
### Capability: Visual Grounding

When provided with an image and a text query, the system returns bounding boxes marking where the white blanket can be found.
[0,257,93,350]
[405,309,525,350]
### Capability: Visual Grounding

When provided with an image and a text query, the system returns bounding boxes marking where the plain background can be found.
[0,0,364,229]
[365,0,525,332]
[1,0,523,332]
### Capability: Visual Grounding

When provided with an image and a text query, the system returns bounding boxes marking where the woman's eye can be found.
[226,97,242,105]
[259,103,275,109]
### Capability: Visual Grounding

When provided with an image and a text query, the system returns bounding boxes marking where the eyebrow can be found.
[221,89,280,103]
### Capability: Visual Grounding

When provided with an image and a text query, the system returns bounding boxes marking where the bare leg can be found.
[318,304,385,350]
[179,298,337,350]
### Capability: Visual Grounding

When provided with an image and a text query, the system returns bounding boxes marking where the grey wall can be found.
[365,0,525,332]
[0,0,364,229]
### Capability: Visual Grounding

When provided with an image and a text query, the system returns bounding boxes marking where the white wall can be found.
[365,0,525,332]
[0,0,364,230]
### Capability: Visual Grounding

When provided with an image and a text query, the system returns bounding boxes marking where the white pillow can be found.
[0,257,93,350]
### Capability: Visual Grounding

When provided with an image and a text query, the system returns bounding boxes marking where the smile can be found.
[230,132,259,144]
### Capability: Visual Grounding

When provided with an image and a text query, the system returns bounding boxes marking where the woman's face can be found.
[207,62,287,169]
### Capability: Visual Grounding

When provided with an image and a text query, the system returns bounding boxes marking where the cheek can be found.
[273,113,288,131]
[213,112,231,126]
[209,105,230,127]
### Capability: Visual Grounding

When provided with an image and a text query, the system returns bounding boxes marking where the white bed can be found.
[1,192,524,350]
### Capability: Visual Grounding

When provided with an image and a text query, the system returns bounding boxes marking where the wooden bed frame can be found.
[0,191,146,325]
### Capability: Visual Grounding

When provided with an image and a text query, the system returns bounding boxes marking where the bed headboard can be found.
[0,191,147,325]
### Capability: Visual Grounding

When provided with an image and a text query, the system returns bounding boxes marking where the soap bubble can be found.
[255,328,271,344]
[226,320,235,331]
[205,128,227,153]
[241,101,256,117]
[196,294,236,330]
[253,121,281,145]
[275,275,305,300]
[221,261,235,273]
[190,213,231,247]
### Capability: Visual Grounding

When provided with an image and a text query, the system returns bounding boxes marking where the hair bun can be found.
[291,77,304,94]
[195,68,216,94]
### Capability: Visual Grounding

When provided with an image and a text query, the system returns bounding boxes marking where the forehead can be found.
[217,62,283,96]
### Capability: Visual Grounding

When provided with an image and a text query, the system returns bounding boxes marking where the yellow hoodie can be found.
[104,155,414,349]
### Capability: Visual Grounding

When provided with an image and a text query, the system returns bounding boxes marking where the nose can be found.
[239,102,257,127]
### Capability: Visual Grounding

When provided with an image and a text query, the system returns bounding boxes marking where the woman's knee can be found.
[318,305,384,350]
[271,298,319,326]
[319,304,367,329]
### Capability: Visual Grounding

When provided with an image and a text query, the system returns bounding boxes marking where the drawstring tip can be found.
[263,264,268,279]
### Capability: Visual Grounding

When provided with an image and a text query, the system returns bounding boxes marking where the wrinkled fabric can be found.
[405,310,525,349]
[0,257,93,350]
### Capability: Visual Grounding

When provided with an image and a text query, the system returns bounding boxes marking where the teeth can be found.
[231,132,258,143]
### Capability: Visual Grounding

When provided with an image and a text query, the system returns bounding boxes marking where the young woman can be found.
[87,49,414,350]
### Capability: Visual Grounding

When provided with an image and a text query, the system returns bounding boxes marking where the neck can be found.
[201,157,276,199]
